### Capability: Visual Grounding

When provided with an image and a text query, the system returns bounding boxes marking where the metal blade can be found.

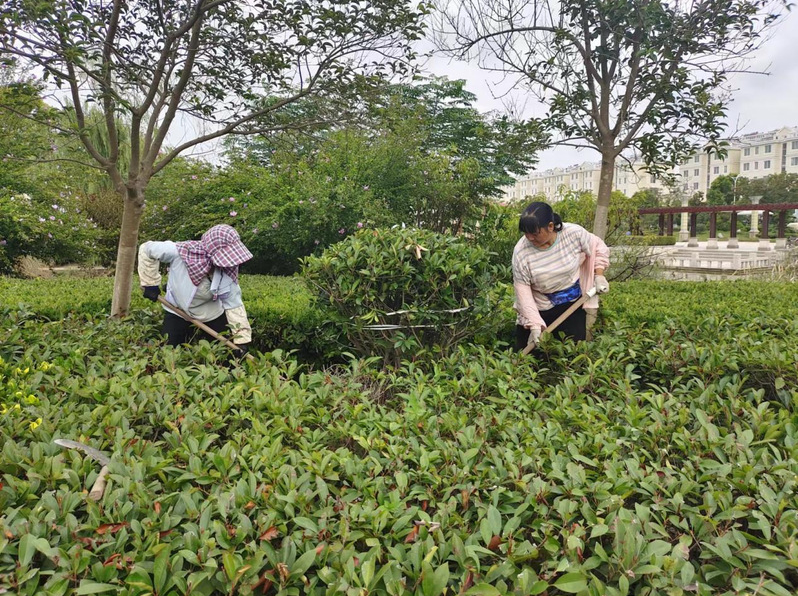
[54,439,111,465]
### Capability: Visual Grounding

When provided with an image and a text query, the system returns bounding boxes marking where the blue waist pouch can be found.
[544,280,581,306]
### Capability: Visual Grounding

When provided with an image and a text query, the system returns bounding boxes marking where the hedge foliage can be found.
[301,228,507,365]
[1,280,797,595]
[0,275,323,359]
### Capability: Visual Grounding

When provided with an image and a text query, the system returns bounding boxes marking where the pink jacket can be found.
[514,233,610,329]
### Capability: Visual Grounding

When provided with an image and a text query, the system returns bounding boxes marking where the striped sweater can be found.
[512,223,610,328]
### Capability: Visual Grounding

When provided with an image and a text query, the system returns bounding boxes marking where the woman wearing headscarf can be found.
[138,224,253,353]
[512,201,610,352]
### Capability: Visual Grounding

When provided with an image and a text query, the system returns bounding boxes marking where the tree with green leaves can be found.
[0,0,426,316]
[434,0,788,239]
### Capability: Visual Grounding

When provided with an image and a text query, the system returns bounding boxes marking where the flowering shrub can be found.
[0,189,105,273]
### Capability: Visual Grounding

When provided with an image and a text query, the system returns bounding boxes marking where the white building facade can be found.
[500,160,668,203]
[679,126,798,195]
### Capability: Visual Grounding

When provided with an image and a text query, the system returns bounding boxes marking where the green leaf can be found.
[75,581,118,594]
[553,572,588,594]
[153,545,170,594]
[18,533,36,567]
[293,517,319,532]
[291,549,316,577]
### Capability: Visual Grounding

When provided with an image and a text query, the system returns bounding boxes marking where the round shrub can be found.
[301,227,507,366]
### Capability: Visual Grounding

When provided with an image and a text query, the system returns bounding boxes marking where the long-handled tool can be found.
[54,439,111,501]
[521,286,598,355]
[156,295,255,361]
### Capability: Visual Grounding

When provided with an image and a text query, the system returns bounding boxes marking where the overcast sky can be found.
[420,8,798,171]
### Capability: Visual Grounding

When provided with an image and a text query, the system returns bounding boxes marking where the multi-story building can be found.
[679,126,798,195]
[502,126,798,204]
[500,159,668,203]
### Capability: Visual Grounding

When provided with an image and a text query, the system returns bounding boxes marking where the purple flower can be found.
[363,185,370,191]
[38,217,45,222]
[272,222,279,229]
[299,200,304,204]
[314,239,320,245]
[49,215,55,221]
[228,197,235,202]
[338,228,346,235]
[162,205,168,211]
[191,175,198,180]
[52,204,59,210]
[357,222,364,228]
[0,239,6,246]
[229,211,237,217]
[47,233,53,239]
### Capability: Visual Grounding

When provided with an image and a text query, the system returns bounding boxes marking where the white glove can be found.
[526,326,542,349]
[594,275,609,294]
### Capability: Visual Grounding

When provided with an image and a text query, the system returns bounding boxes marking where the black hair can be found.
[518,201,563,234]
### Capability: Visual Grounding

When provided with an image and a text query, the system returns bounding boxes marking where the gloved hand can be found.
[526,326,542,350]
[594,275,610,294]
[142,285,161,302]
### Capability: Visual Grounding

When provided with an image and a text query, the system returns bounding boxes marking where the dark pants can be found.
[515,299,586,351]
[162,311,229,347]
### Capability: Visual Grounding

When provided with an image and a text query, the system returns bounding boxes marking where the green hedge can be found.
[1,281,797,595]
[0,275,321,358]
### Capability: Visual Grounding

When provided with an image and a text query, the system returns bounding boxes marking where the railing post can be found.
[667,213,674,236]
[707,213,718,249]
[776,210,787,249]
[658,213,665,236]
[728,211,739,248]
[759,209,771,251]
[688,212,699,247]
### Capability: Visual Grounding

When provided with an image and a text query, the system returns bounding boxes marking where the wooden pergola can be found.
[638,203,798,249]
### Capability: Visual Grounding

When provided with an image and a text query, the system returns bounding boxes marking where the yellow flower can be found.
[29,417,42,430]
[39,362,51,371]
[25,394,39,405]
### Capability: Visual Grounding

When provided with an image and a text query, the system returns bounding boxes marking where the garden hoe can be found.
[521,286,598,356]
[54,439,110,501]
[156,295,255,361]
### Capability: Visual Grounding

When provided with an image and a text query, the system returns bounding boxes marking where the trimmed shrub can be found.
[301,227,507,366]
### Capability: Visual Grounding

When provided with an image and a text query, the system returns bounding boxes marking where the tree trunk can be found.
[110,186,145,317]
[592,149,616,240]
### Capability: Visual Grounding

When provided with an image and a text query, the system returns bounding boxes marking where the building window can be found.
[713,166,719,174]
[755,147,759,155]
[683,183,689,190]
[764,160,771,169]
[754,162,759,170]
[764,144,772,153]
[744,148,751,156]
[792,141,798,150]
[693,182,699,190]
[694,156,699,163]
[694,169,699,176]
[650,175,656,183]
[743,163,750,171]
[724,166,728,173]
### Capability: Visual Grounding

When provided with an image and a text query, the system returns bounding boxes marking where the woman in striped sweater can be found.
[512,201,610,351]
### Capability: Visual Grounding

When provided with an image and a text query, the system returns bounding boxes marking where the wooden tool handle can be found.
[521,290,596,355]
[157,296,255,361]
[88,465,109,501]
